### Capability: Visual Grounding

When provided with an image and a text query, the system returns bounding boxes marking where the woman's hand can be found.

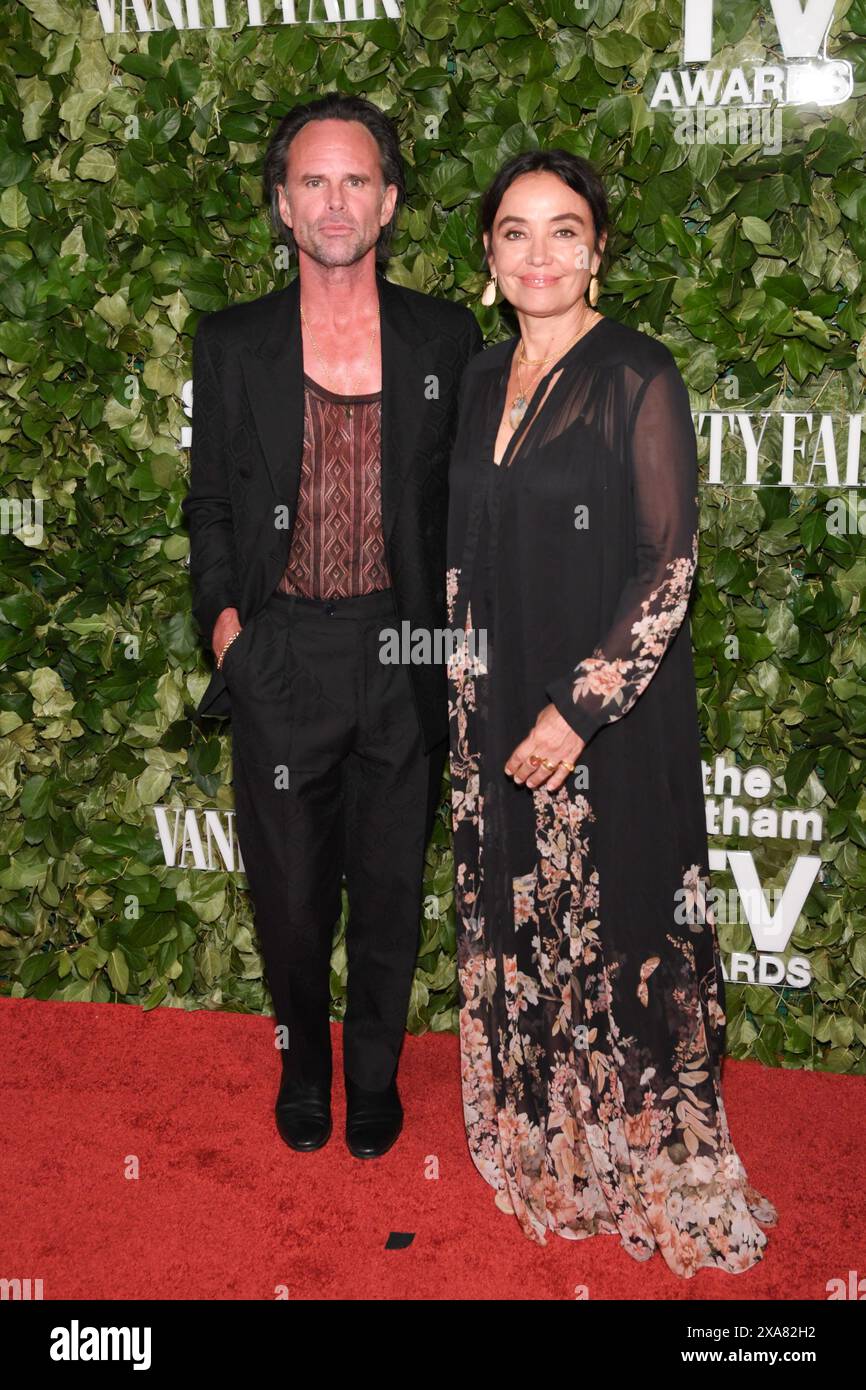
[505,703,585,792]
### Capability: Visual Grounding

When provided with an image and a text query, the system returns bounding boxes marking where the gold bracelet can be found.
[217,628,241,671]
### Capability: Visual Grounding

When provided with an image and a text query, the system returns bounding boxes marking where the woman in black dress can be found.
[446,150,778,1278]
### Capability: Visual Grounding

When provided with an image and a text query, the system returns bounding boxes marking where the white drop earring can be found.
[481,271,497,307]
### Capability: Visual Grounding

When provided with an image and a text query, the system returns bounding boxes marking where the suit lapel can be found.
[239,275,304,512]
[239,270,441,549]
[378,273,442,543]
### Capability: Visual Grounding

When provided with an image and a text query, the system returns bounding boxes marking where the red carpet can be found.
[1,997,860,1300]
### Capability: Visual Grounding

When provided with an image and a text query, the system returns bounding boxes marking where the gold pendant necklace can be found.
[301,304,379,419]
[509,313,600,429]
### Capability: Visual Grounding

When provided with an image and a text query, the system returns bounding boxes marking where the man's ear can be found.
[381,181,398,227]
[278,183,293,231]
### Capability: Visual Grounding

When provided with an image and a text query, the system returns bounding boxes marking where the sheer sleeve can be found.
[544,360,699,748]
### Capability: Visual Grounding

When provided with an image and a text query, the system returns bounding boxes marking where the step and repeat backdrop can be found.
[1,0,864,1073]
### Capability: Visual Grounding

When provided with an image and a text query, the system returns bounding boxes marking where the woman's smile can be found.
[518,274,561,287]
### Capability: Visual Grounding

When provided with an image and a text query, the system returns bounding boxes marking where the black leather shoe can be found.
[345,1074,403,1159]
[275,1076,332,1152]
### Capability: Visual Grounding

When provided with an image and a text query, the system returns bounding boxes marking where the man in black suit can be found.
[182,94,482,1158]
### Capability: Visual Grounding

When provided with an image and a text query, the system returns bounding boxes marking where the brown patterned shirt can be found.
[278,373,391,599]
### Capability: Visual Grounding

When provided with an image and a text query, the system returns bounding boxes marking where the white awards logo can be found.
[650,0,853,109]
[703,757,822,988]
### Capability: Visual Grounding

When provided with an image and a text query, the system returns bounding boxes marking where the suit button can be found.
[324,602,336,616]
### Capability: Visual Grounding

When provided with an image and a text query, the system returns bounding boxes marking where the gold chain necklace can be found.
[301,304,379,419]
[509,312,601,430]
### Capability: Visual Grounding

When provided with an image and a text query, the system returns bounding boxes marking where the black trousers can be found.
[224,586,447,1091]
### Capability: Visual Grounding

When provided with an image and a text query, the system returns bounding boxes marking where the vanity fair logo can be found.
[702,756,823,988]
[695,412,866,487]
[94,0,400,33]
[153,805,245,872]
[650,0,853,109]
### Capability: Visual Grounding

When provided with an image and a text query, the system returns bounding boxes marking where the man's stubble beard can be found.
[296,225,380,269]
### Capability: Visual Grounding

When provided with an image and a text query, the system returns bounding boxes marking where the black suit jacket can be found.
[182,270,484,753]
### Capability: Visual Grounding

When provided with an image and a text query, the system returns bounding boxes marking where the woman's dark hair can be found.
[479,149,610,288]
[263,94,405,267]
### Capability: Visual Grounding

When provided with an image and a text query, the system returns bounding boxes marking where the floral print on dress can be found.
[570,534,699,725]
[452,766,778,1274]
[446,565,460,627]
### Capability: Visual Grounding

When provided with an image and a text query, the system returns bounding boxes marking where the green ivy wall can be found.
[1,0,865,1072]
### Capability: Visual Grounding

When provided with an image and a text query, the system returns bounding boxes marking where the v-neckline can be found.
[491,315,609,469]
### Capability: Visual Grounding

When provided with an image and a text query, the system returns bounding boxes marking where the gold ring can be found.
[529,755,542,766]
[541,759,557,772]
[559,761,575,772]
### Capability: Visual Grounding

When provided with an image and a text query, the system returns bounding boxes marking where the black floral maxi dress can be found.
[445,315,778,1279]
